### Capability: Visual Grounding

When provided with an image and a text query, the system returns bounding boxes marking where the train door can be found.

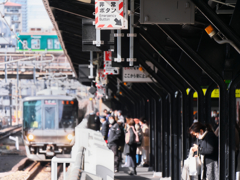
[43,100,57,143]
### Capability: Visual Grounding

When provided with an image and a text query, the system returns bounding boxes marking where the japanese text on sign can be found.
[95,0,128,29]
[123,66,153,83]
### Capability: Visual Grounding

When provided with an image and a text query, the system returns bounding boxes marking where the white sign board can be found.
[98,69,107,85]
[104,51,119,75]
[96,86,106,98]
[96,69,107,98]
[123,66,153,83]
[95,0,128,29]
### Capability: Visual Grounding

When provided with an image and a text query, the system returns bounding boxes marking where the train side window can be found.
[31,39,40,49]
[47,39,53,49]
[54,39,60,49]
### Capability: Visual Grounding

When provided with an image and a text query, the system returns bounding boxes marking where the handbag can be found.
[188,156,201,176]
[188,147,201,176]
[182,147,202,180]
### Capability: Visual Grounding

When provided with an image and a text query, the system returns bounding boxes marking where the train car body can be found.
[17,32,63,52]
[22,93,80,161]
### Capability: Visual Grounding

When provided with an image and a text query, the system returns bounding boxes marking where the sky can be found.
[28,0,53,29]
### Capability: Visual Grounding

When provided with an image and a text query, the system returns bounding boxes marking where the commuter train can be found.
[17,32,63,52]
[22,89,91,161]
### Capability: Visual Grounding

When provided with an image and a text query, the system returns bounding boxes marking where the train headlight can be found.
[67,134,73,141]
[27,134,34,141]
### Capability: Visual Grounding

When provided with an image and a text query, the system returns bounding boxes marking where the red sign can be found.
[95,0,128,29]
[104,51,119,75]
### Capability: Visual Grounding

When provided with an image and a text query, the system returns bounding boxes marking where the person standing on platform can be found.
[100,117,108,143]
[135,123,143,165]
[118,110,125,123]
[94,111,101,131]
[124,118,139,175]
[189,122,218,180]
[107,116,121,173]
[117,119,125,166]
[139,118,150,167]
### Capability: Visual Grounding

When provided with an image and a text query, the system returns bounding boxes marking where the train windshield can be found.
[58,100,77,129]
[23,101,42,129]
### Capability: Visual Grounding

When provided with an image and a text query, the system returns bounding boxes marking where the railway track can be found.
[0,160,64,180]
[0,126,22,141]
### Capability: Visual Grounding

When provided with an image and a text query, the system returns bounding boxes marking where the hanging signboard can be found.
[104,51,119,75]
[122,67,153,82]
[95,0,128,29]
[122,62,156,82]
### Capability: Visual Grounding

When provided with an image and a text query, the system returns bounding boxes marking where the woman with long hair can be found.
[189,122,218,180]
[123,118,139,175]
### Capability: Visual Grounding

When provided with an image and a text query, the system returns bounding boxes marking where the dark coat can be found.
[107,123,121,147]
[100,121,109,140]
[198,131,218,165]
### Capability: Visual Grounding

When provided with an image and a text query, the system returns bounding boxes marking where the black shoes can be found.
[128,170,137,175]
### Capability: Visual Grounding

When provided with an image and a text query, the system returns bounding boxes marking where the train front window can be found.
[58,100,77,129]
[23,101,42,129]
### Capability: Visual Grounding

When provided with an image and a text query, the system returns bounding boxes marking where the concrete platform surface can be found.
[114,166,161,180]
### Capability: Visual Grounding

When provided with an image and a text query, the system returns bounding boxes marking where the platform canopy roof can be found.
[43,0,240,88]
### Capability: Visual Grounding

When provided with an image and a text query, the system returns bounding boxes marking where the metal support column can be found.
[158,25,228,180]
[9,83,12,126]
[170,92,180,180]
[228,74,240,180]
[150,98,156,170]
[177,92,182,180]
[188,89,195,148]
[158,98,162,172]
[205,83,217,123]
[129,0,135,66]
[5,54,7,83]
[16,61,19,125]
[33,61,36,84]
[89,51,94,79]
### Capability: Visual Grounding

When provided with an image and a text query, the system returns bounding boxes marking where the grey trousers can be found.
[206,161,219,180]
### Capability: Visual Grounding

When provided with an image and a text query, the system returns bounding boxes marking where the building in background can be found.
[0,2,22,52]
[28,0,53,32]
[10,0,27,32]
[4,2,22,33]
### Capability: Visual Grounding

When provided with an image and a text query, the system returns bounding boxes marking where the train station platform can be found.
[115,166,161,180]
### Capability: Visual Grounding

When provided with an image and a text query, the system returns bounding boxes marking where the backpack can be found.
[125,127,139,145]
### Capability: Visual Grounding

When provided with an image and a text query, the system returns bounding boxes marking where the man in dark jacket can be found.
[100,117,108,141]
[94,111,101,131]
[107,116,122,172]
